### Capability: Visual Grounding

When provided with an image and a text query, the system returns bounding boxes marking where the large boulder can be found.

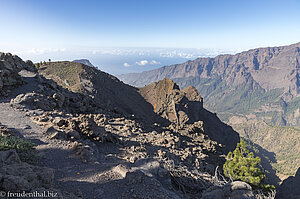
[11,92,56,111]
[201,181,254,199]
[0,52,36,91]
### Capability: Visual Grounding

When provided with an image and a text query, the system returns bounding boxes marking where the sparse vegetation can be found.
[38,61,85,91]
[0,135,36,163]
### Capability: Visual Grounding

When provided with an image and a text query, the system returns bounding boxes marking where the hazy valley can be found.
[120,42,300,180]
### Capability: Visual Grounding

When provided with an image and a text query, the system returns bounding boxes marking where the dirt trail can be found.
[0,72,123,198]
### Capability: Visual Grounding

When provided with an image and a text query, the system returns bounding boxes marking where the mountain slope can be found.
[38,61,240,152]
[119,42,300,126]
[38,61,161,124]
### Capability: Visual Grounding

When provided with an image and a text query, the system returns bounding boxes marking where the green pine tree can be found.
[223,140,274,191]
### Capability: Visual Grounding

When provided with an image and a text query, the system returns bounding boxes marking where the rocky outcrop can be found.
[119,43,300,183]
[139,78,203,126]
[140,78,239,152]
[0,52,35,93]
[28,61,239,156]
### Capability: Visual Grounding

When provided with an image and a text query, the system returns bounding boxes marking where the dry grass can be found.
[255,190,276,199]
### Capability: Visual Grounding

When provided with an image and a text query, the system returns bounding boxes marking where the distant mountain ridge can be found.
[73,59,95,67]
[119,42,300,126]
[120,42,300,95]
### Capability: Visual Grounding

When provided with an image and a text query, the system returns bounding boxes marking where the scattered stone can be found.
[0,125,13,136]
[44,126,67,140]
[69,141,97,163]
[24,125,31,129]
[66,130,81,140]
[53,92,65,108]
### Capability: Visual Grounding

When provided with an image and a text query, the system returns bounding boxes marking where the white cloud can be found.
[123,62,131,67]
[25,48,66,55]
[92,50,99,54]
[125,59,160,67]
[150,60,161,65]
[135,60,148,66]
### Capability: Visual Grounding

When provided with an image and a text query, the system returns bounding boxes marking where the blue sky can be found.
[1,0,300,74]
[1,0,300,50]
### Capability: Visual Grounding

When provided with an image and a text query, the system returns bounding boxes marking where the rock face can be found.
[0,52,35,92]
[140,78,239,153]
[139,78,203,126]
[276,167,300,199]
